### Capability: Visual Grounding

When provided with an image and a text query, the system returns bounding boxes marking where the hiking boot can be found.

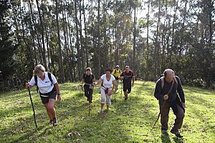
[104,108,110,113]
[170,129,183,138]
[98,110,104,114]
[53,118,58,126]
[49,120,53,126]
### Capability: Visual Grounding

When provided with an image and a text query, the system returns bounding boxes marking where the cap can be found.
[86,67,91,71]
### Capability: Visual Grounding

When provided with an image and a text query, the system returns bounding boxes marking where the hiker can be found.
[96,68,116,113]
[81,67,95,104]
[120,65,135,100]
[112,65,122,93]
[26,64,61,126]
[154,69,185,138]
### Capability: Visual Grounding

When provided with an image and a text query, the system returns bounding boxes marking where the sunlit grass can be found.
[0,81,214,143]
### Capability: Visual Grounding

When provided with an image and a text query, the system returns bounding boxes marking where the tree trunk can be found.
[35,0,47,69]
[97,0,101,75]
[83,0,89,67]
[55,0,65,82]
[132,5,137,70]
[28,0,39,65]
[146,0,150,80]
[74,0,81,80]
[154,0,161,77]
[79,0,85,71]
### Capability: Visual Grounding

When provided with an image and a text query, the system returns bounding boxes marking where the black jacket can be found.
[154,76,185,104]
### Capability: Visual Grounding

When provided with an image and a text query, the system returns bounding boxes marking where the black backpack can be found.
[34,72,53,92]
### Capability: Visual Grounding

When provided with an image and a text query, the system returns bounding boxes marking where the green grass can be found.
[0,81,215,143]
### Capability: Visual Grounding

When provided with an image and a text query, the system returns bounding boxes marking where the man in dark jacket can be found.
[120,65,135,100]
[154,69,185,138]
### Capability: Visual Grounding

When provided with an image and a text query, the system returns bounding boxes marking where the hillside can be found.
[0,81,214,143]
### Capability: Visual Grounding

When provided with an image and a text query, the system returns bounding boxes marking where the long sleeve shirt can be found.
[154,76,185,104]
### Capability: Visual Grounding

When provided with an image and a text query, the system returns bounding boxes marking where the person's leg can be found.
[106,88,113,110]
[84,85,89,101]
[47,99,58,125]
[127,84,131,94]
[88,88,93,103]
[171,104,185,135]
[115,80,119,93]
[125,83,131,100]
[86,86,91,102]
[41,96,52,122]
[123,83,128,100]
[44,103,52,120]
[100,88,106,113]
[124,91,128,100]
[159,100,170,132]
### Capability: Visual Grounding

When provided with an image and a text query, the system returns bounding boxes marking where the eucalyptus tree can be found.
[0,1,17,79]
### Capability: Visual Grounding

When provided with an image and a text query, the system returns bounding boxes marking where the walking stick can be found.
[151,101,166,130]
[28,87,38,128]
[88,102,91,116]
[121,83,122,96]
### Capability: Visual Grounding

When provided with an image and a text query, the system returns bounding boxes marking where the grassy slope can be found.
[0,81,214,143]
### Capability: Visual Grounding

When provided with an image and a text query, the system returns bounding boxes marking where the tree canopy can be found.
[0,0,214,88]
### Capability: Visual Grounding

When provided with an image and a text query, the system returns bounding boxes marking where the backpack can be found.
[34,72,53,92]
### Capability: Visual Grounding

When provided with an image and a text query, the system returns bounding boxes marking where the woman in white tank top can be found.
[96,68,116,113]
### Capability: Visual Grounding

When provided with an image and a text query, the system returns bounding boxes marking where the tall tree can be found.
[55,0,65,82]
[35,0,47,69]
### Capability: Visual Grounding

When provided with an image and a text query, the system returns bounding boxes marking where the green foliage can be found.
[0,3,17,79]
[0,81,215,142]
[1,0,215,88]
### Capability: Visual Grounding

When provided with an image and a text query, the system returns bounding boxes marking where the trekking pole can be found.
[151,111,161,130]
[121,81,123,96]
[27,87,38,128]
[88,102,91,116]
[151,100,167,130]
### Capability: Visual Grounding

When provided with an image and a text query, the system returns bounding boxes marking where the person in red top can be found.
[120,65,135,100]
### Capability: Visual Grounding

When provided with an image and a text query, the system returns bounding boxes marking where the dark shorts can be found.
[40,89,56,104]
[123,83,131,93]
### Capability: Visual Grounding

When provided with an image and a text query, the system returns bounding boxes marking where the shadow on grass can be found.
[53,89,161,142]
[161,134,171,143]
[0,111,48,143]
[173,137,185,143]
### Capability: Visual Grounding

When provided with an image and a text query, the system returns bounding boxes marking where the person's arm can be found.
[154,79,162,100]
[26,76,35,88]
[95,78,102,86]
[54,83,61,101]
[176,76,185,103]
[81,79,84,85]
[81,74,85,85]
[132,72,135,86]
[112,76,116,90]
[112,69,115,75]
[120,72,124,80]
[51,73,61,101]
